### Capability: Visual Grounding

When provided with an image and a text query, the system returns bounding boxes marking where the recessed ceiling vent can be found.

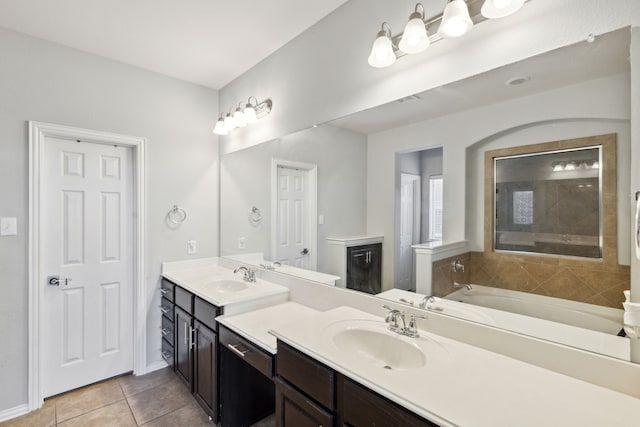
[506,76,531,86]
[396,94,422,103]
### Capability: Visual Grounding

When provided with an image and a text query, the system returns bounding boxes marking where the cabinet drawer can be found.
[341,377,437,427]
[275,377,334,427]
[276,340,335,410]
[160,297,174,320]
[161,315,174,346]
[161,339,174,367]
[220,326,274,378]
[175,285,194,313]
[194,296,220,331]
[160,279,175,302]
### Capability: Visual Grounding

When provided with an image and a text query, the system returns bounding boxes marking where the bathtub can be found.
[378,287,629,360]
[445,284,623,335]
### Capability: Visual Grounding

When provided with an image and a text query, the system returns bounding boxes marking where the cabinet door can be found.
[194,321,217,421]
[174,306,194,391]
[276,378,334,427]
[340,377,437,427]
[346,244,382,294]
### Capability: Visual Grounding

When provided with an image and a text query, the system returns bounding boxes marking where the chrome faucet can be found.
[233,266,256,282]
[452,258,465,273]
[453,281,472,291]
[382,306,427,338]
[418,295,436,309]
[383,305,406,333]
[259,261,282,270]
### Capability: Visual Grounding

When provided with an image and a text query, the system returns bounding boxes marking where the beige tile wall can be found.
[431,252,629,309]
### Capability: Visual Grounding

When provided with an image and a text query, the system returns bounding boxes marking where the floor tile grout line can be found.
[55,398,127,426]
[122,391,140,426]
[136,401,194,427]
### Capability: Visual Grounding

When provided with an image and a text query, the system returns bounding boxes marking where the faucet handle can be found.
[382,305,403,329]
[407,314,428,337]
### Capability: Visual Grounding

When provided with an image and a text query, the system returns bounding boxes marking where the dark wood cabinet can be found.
[219,326,275,427]
[194,320,218,420]
[174,306,194,390]
[275,377,334,427]
[346,243,382,294]
[275,339,437,427]
[161,279,220,421]
[339,377,437,427]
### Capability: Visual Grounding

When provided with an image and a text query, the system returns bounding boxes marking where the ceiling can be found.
[0,0,349,89]
[331,28,630,134]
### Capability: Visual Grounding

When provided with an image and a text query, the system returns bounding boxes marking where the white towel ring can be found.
[249,206,263,224]
[168,205,187,224]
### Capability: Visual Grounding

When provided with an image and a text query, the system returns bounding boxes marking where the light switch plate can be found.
[187,240,197,254]
[0,217,17,236]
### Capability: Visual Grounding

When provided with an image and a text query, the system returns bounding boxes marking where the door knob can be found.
[47,275,72,286]
[300,248,309,255]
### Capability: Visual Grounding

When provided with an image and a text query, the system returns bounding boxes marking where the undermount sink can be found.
[331,325,426,370]
[207,279,248,292]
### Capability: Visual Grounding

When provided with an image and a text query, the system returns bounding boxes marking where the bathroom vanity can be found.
[160,258,640,427]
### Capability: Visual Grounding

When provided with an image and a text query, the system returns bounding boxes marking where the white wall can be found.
[219,124,367,274]
[368,73,630,288]
[219,0,640,155]
[0,28,219,412]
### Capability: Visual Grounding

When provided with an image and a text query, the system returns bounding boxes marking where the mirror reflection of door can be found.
[395,147,443,291]
[274,164,315,268]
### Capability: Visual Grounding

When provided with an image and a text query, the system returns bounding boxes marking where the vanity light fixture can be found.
[213,115,228,135]
[213,97,272,136]
[368,23,396,68]
[399,4,430,54]
[368,0,529,68]
[480,0,525,19]
[439,0,474,38]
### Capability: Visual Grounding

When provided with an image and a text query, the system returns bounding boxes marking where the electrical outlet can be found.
[238,237,246,249]
[187,240,197,254]
[0,217,17,236]
[318,214,324,225]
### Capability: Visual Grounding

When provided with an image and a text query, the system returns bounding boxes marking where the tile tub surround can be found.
[431,251,630,309]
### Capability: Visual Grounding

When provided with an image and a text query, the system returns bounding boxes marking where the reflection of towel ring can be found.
[168,205,187,224]
[249,206,262,224]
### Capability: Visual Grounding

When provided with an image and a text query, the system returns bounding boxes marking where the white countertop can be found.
[271,306,640,427]
[216,302,320,354]
[161,260,288,308]
[223,253,340,285]
[326,234,384,246]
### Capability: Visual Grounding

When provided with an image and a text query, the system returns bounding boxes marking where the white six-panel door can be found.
[41,137,133,397]
[276,166,309,268]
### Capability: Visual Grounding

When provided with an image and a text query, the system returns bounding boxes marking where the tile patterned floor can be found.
[1,368,215,427]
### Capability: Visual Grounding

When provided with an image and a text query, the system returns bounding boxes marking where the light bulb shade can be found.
[368,30,396,68]
[399,16,430,54]
[213,119,228,135]
[223,114,235,131]
[481,0,525,19]
[243,105,258,123]
[233,108,247,128]
[438,0,474,38]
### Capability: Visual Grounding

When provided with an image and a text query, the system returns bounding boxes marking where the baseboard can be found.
[145,360,169,374]
[0,404,29,423]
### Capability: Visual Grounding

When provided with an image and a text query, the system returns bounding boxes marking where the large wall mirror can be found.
[220,28,632,361]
